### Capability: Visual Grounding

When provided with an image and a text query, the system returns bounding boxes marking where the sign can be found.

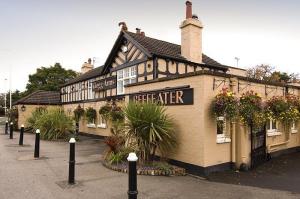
[129,87,193,106]
[93,76,117,91]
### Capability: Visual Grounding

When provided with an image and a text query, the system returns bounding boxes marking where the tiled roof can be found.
[125,31,225,68]
[14,91,61,105]
[63,65,104,86]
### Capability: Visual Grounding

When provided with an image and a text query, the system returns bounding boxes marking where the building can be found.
[17,1,300,176]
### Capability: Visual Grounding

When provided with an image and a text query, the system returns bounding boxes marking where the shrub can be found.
[27,107,73,140]
[85,107,97,123]
[124,102,177,163]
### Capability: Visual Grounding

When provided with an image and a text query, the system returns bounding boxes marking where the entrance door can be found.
[251,125,267,168]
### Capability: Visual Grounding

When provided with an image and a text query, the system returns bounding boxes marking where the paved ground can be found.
[208,151,300,194]
[0,126,299,199]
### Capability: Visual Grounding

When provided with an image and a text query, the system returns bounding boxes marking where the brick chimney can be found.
[180,1,203,63]
[81,58,94,74]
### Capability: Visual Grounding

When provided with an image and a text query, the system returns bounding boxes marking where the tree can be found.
[26,63,78,94]
[246,64,274,81]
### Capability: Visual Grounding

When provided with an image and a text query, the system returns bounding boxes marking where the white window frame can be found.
[291,121,298,134]
[117,66,137,95]
[88,80,94,100]
[267,119,282,136]
[216,117,231,144]
[97,115,107,129]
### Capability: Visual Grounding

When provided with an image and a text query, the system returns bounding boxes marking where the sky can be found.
[0,0,300,92]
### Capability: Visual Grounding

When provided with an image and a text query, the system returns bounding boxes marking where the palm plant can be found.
[27,107,73,140]
[124,102,177,163]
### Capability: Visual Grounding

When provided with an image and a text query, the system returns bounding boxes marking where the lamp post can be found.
[4,78,7,115]
[234,57,240,68]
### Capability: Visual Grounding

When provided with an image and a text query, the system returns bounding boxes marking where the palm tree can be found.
[124,102,177,163]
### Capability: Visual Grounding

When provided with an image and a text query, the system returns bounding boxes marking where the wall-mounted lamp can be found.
[21,105,26,112]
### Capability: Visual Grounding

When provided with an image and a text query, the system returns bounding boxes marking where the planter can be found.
[103,161,186,176]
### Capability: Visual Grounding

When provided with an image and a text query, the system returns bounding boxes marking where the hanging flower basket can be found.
[212,88,238,121]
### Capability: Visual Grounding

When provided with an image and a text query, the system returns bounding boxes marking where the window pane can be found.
[117,70,123,79]
[130,78,136,84]
[117,80,123,94]
[124,68,130,78]
[131,66,136,76]
[267,120,271,130]
[272,120,277,130]
[124,79,130,86]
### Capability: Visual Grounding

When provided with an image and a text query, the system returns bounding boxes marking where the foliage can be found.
[246,64,299,83]
[26,63,78,94]
[73,105,85,122]
[108,152,125,165]
[146,161,174,173]
[0,90,26,109]
[99,103,124,122]
[7,108,19,130]
[124,102,177,162]
[110,106,124,122]
[212,88,239,120]
[85,107,97,123]
[99,104,112,121]
[239,91,265,128]
[246,64,274,81]
[27,107,73,140]
[265,96,300,125]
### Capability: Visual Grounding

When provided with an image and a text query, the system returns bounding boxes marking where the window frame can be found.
[117,66,137,95]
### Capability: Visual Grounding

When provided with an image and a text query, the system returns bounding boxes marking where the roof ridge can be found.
[126,31,181,47]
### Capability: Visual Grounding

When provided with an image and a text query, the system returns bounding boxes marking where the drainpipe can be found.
[231,122,236,167]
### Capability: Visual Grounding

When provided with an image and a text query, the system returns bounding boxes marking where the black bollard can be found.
[127,153,138,199]
[19,125,24,146]
[9,122,13,139]
[34,129,40,158]
[68,138,76,184]
[5,121,8,134]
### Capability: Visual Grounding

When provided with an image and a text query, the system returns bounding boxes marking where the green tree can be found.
[26,63,78,93]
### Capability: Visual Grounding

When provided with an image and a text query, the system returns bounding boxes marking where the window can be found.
[117,66,137,95]
[216,117,231,144]
[97,115,107,129]
[88,80,94,100]
[291,121,298,134]
[267,119,281,136]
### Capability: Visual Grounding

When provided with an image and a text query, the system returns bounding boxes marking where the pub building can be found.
[16,1,300,176]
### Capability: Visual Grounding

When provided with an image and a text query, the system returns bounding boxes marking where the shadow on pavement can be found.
[207,151,300,194]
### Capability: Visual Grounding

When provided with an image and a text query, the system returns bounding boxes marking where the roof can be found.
[64,31,227,86]
[14,91,61,105]
[125,31,226,69]
[63,65,104,86]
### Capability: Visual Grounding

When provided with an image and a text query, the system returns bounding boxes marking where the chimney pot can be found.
[141,32,145,37]
[136,28,141,34]
[192,14,198,20]
[88,58,92,64]
[186,1,192,19]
